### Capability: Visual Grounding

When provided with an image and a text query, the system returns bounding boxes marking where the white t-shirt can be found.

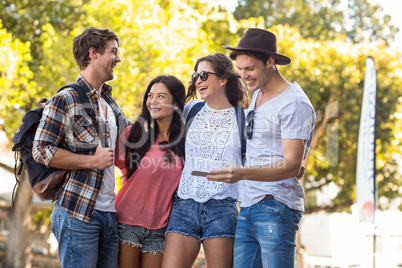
[238,82,316,212]
[95,103,117,212]
[177,100,242,202]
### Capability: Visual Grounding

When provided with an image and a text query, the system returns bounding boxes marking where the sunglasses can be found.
[246,110,255,139]
[159,141,175,163]
[101,120,110,148]
[192,71,218,84]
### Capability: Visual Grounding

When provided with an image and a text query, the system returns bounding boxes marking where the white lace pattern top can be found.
[177,100,242,202]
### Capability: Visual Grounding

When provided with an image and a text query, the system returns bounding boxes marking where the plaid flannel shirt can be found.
[33,74,131,222]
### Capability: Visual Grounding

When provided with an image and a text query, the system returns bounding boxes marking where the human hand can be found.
[207,164,242,183]
[92,143,114,170]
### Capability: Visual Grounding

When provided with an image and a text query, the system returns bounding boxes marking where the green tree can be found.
[0,0,89,61]
[232,0,399,44]
[0,0,88,139]
[345,0,399,44]
[233,0,345,40]
[0,23,34,138]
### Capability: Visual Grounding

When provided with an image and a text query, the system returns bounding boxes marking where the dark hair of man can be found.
[125,75,186,179]
[73,27,119,70]
[186,53,250,109]
[229,50,273,65]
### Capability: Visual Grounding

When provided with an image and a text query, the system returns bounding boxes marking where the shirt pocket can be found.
[71,115,96,145]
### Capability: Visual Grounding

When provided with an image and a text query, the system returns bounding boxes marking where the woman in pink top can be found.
[115,75,186,268]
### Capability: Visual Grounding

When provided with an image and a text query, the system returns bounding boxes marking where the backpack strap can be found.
[185,101,206,135]
[186,101,246,165]
[234,106,246,165]
[58,84,105,147]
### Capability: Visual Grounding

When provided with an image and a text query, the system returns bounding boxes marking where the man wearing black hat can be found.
[207,28,316,267]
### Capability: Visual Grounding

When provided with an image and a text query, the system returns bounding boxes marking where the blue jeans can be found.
[51,203,119,268]
[233,199,302,268]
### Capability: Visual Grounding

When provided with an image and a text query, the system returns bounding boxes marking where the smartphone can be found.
[191,170,210,177]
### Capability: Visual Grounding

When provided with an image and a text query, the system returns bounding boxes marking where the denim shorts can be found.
[166,195,238,243]
[118,223,166,254]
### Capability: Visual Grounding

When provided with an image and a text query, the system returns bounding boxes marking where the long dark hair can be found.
[186,53,250,109]
[124,75,186,179]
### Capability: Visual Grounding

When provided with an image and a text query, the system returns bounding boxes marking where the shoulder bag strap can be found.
[185,101,206,135]
[234,106,246,165]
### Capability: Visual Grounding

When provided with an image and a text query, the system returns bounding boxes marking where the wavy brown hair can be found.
[186,53,250,109]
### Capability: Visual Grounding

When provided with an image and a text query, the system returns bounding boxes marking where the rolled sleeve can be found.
[32,141,59,168]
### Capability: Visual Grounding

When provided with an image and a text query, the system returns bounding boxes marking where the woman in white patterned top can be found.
[162,53,250,268]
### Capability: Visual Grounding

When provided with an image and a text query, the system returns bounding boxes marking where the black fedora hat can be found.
[223,28,291,65]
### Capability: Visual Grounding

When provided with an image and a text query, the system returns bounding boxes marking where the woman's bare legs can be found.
[118,241,164,268]
[203,237,234,268]
[140,251,163,268]
[118,241,141,268]
[162,233,200,268]
[162,233,234,268]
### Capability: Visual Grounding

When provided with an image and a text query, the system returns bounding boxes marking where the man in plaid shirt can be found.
[33,27,131,268]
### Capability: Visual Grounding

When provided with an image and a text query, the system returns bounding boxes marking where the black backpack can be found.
[11,84,101,203]
[185,101,246,165]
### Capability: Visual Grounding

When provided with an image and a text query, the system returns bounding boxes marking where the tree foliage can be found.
[346,0,399,44]
[0,0,89,60]
[234,0,345,40]
[0,23,34,138]
[232,0,399,45]
[0,0,88,142]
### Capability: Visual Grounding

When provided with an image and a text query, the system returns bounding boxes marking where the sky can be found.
[216,0,402,50]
